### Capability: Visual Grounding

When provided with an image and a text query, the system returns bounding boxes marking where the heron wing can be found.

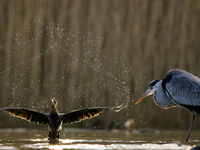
[163,69,200,106]
[61,107,108,124]
[0,108,49,124]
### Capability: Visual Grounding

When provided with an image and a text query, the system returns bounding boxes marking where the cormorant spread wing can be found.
[0,108,48,124]
[61,107,108,124]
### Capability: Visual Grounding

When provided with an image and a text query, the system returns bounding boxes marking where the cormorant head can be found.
[51,97,58,107]
[135,80,160,104]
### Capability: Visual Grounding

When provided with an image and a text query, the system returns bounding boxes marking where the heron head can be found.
[135,80,160,104]
[51,97,58,107]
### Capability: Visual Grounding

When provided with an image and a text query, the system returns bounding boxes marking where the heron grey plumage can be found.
[135,69,200,142]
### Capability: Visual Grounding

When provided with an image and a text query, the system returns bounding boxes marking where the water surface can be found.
[0,128,199,150]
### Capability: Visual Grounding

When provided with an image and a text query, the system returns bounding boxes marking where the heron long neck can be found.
[154,80,175,108]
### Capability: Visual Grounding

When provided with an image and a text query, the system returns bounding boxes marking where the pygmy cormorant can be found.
[0,98,108,141]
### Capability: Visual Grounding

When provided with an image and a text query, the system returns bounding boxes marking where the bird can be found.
[124,119,135,133]
[124,119,135,135]
[135,69,200,142]
[0,98,108,142]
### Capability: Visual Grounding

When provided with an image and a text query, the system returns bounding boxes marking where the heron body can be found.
[0,98,108,142]
[135,69,200,142]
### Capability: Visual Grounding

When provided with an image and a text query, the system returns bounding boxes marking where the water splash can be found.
[109,104,128,112]
[0,21,133,112]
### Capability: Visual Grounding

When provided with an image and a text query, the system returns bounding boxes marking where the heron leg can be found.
[185,113,195,142]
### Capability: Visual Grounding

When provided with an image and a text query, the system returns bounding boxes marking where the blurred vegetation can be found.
[0,0,200,130]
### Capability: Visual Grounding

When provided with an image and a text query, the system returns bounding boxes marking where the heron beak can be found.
[135,89,152,104]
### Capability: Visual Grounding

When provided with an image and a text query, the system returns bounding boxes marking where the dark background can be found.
[0,0,200,130]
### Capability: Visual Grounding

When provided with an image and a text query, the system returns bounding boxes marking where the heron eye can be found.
[150,86,153,89]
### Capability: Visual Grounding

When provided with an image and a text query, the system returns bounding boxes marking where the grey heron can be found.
[135,69,200,142]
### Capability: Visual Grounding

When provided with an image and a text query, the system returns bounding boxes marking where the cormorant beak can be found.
[135,89,153,104]
[51,98,55,103]
[51,97,56,105]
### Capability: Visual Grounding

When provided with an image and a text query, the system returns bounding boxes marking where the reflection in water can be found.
[0,128,198,150]
[23,140,191,150]
[0,145,17,150]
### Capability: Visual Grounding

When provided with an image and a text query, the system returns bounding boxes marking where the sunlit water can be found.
[0,128,199,150]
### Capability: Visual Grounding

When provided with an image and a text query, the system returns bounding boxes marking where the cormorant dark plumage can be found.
[0,98,108,141]
[135,69,200,142]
